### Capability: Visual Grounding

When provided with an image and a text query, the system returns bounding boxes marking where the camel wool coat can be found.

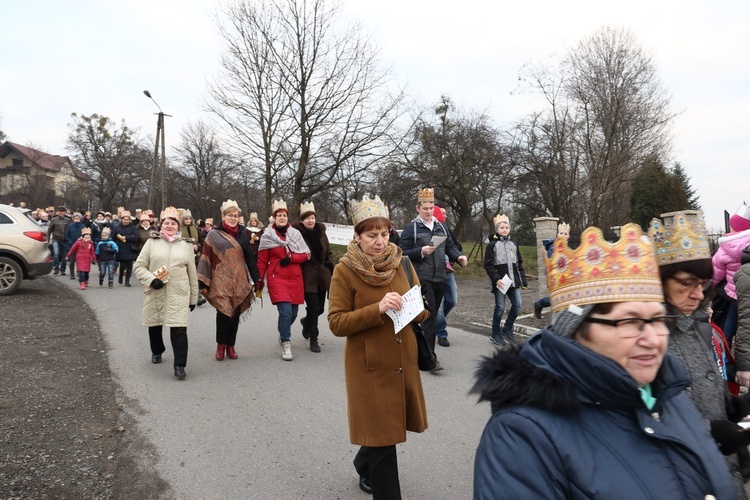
[328,256,430,447]
[134,234,198,328]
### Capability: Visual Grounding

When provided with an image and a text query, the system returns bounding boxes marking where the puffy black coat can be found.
[111,222,140,261]
[472,330,736,499]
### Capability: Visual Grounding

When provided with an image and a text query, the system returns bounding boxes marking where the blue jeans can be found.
[51,240,67,272]
[435,272,457,339]
[99,261,115,283]
[723,300,738,343]
[492,287,522,338]
[276,302,299,342]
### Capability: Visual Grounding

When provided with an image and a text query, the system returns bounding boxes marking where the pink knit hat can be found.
[730,202,750,232]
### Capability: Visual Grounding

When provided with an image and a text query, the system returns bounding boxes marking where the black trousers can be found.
[216,309,241,346]
[420,280,445,357]
[302,291,327,338]
[118,260,133,280]
[149,326,188,367]
[353,445,401,500]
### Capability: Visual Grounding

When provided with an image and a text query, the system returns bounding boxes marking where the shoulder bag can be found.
[400,256,437,371]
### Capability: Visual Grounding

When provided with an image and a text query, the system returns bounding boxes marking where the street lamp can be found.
[143,90,170,210]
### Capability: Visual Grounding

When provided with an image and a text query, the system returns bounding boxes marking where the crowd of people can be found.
[18,194,750,498]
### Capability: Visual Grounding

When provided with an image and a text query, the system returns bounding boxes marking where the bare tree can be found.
[513,26,675,230]
[207,0,408,213]
[67,113,150,210]
[171,120,242,218]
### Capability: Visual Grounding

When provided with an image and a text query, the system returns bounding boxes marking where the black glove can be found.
[710,419,750,455]
[279,256,291,267]
[189,304,196,312]
[150,278,164,289]
[727,394,750,423]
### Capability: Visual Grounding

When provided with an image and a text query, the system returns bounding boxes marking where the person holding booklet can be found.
[133,206,199,380]
[484,214,527,345]
[328,194,430,499]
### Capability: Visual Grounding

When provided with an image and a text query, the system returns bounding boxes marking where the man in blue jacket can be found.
[398,188,467,371]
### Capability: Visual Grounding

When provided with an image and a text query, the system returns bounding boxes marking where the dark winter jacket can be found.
[47,215,70,242]
[96,239,119,262]
[483,234,527,291]
[472,330,736,500]
[291,221,335,294]
[398,218,463,284]
[733,246,750,371]
[64,221,84,246]
[111,222,140,261]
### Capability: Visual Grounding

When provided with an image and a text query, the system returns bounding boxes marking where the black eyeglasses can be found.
[582,316,675,338]
[670,276,711,292]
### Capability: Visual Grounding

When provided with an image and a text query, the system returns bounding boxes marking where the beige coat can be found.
[328,259,429,447]
[134,235,198,327]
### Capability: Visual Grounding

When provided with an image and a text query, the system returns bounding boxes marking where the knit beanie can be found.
[551,305,595,338]
[730,214,750,233]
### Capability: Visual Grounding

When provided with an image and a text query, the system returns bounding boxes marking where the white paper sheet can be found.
[385,285,425,333]
[430,235,447,247]
[496,274,512,293]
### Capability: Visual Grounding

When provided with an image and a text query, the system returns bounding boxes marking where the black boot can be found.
[301,316,311,339]
[310,329,320,353]
[118,273,123,284]
[125,276,131,287]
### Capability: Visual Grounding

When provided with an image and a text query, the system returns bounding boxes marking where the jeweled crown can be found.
[493,214,510,227]
[300,201,315,216]
[271,199,288,214]
[418,188,434,203]
[349,194,389,226]
[545,223,663,312]
[648,211,710,266]
[160,206,180,221]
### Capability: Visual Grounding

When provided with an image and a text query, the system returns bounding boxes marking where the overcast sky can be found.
[2,0,748,229]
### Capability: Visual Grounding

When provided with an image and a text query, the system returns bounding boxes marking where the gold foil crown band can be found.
[544,223,663,313]
[418,188,434,203]
[349,194,389,226]
[648,211,710,266]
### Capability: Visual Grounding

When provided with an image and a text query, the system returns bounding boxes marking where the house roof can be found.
[0,141,92,182]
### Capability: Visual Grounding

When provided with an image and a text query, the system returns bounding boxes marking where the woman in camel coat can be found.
[328,196,429,499]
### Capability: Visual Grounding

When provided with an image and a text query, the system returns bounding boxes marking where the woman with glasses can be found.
[197,200,260,361]
[650,212,750,495]
[473,224,736,499]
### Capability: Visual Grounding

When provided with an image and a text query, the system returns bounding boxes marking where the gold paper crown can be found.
[648,211,710,266]
[204,218,214,225]
[349,194,389,226]
[418,188,434,203]
[558,222,570,233]
[160,206,180,221]
[545,223,663,312]
[249,212,259,221]
[271,199,288,213]
[81,227,92,235]
[221,199,241,214]
[300,201,315,216]
[493,214,510,227]
[120,211,132,219]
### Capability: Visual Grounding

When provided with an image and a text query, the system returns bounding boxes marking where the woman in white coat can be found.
[134,206,199,379]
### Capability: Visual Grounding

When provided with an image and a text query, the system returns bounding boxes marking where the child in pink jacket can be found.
[712,202,750,342]
[67,227,97,289]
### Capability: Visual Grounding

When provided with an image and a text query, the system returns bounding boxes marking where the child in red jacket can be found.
[67,228,97,289]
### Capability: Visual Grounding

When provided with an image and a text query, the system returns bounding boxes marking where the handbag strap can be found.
[401,256,413,287]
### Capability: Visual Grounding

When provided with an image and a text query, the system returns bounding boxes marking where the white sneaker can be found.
[281,341,293,361]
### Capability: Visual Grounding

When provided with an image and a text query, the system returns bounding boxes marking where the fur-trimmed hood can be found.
[471,329,691,416]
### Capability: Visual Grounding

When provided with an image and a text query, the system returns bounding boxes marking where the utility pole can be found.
[143,90,171,210]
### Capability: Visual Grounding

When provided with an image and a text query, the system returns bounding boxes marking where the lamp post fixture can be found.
[143,90,170,210]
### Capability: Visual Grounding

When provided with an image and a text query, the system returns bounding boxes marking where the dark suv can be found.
[0,204,54,295]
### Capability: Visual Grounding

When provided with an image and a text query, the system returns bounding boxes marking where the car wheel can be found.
[0,256,23,296]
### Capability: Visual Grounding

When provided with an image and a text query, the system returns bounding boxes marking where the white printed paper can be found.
[496,274,512,293]
[430,235,447,247]
[385,285,425,333]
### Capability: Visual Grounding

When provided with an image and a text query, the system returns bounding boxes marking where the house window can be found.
[12,158,23,167]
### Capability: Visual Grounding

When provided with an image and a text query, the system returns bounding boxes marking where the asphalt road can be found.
[53,273,499,499]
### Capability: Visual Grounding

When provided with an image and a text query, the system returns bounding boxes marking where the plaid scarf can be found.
[339,241,403,287]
